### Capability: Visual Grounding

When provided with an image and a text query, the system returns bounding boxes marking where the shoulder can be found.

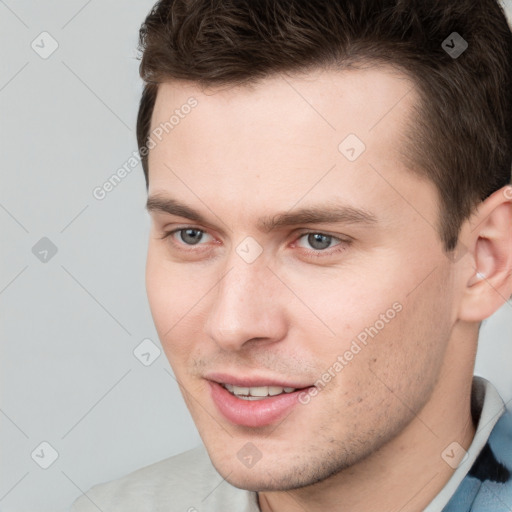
[70,445,255,512]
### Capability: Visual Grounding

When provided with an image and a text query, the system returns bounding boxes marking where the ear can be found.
[457,185,512,322]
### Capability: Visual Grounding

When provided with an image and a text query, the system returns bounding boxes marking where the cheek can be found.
[309,262,452,402]
[280,265,405,360]
[346,271,452,410]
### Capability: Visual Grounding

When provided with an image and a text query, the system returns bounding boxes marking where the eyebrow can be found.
[145,195,378,233]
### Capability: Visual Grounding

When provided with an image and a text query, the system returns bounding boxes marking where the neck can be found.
[258,324,478,512]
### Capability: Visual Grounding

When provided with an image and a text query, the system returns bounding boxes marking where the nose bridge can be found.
[205,248,285,349]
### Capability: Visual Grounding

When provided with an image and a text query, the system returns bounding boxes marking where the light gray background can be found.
[0,1,511,511]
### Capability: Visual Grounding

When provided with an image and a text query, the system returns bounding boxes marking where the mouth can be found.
[206,375,314,428]
[221,383,299,400]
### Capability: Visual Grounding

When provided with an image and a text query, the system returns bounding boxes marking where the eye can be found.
[294,232,349,256]
[161,227,213,246]
[298,233,338,250]
[159,227,350,258]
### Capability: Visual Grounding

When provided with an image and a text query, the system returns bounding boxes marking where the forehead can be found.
[146,66,436,233]
[150,66,417,137]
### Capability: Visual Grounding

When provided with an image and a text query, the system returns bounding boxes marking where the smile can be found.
[221,383,297,400]
[209,380,314,427]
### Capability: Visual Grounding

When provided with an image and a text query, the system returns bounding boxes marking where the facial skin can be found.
[144,67,512,511]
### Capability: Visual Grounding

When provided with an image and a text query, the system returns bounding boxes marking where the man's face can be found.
[145,67,459,490]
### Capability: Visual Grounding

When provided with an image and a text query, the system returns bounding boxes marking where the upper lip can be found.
[205,372,312,389]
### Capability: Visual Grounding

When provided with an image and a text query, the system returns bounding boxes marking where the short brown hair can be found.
[136,0,512,251]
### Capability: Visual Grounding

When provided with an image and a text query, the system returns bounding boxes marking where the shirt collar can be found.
[424,376,506,511]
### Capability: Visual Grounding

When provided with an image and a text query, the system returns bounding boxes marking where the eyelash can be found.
[158,227,351,258]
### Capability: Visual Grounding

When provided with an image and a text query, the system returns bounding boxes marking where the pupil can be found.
[308,233,331,250]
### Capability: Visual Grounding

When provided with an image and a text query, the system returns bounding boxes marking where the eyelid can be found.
[293,228,351,242]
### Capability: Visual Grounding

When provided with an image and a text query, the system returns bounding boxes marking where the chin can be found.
[206,449,287,491]
[207,447,338,493]
[222,469,302,493]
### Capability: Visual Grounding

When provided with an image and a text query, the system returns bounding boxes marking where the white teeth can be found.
[268,386,283,396]
[249,386,269,397]
[232,386,249,395]
[223,384,297,399]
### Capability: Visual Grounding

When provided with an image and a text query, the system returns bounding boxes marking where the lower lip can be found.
[209,381,310,428]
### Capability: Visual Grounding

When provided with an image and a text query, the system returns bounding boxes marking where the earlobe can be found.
[458,186,512,322]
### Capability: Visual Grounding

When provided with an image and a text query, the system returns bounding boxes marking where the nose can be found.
[204,252,288,352]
